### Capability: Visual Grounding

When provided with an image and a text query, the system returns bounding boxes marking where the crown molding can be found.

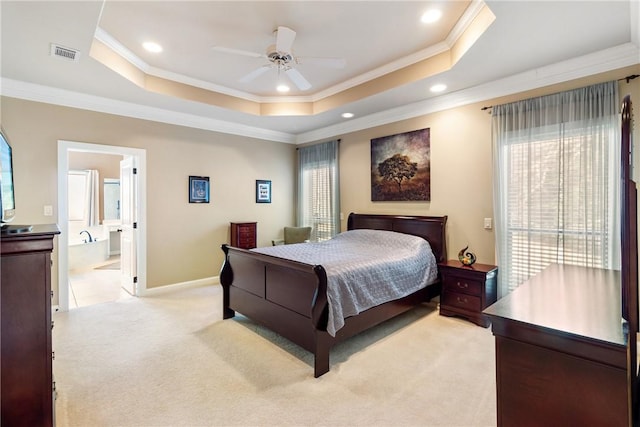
[296,43,640,144]
[2,42,637,146]
[0,78,297,144]
[93,1,489,106]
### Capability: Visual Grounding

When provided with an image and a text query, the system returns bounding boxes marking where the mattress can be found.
[252,229,438,336]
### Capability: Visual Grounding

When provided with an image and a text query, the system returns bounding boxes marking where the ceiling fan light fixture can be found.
[276,84,290,93]
[430,83,447,93]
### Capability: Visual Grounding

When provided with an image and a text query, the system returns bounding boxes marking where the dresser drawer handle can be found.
[456,296,468,304]
[456,281,468,289]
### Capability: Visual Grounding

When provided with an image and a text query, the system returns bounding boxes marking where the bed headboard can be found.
[347,213,448,263]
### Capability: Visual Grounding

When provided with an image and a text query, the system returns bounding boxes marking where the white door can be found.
[120,157,137,295]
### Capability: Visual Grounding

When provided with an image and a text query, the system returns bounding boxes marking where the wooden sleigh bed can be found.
[219,213,447,377]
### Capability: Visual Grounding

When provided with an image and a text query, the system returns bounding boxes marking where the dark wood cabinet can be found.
[438,260,497,327]
[230,222,256,249]
[1,224,60,427]
[484,264,630,426]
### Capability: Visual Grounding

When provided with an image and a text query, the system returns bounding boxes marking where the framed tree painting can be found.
[370,128,431,201]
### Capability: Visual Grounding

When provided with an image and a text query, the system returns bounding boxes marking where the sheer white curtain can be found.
[297,140,340,241]
[492,81,620,297]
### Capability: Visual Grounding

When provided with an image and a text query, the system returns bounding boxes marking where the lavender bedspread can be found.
[251,229,438,336]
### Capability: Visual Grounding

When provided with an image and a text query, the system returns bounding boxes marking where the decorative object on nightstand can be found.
[438,260,497,327]
[458,245,476,266]
[230,222,257,249]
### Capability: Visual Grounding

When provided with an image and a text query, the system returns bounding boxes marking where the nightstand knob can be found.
[457,296,468,304]
[457,281,468,289]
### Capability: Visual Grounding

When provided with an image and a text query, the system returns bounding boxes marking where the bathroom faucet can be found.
[79,230,93,243]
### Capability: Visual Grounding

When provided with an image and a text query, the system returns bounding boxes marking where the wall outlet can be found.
[44,205,53,216]
[484,217,492,230]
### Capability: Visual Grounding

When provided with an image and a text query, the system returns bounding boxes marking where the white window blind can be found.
[297,140,340,241]
[492,81,620,296]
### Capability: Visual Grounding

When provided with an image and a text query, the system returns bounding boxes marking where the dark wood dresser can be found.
[438,260,497,327]
[230,222,256,249]
[1,224,60,427]
[483,264,630,426]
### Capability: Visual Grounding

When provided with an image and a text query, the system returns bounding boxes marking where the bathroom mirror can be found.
[103,178,120,221]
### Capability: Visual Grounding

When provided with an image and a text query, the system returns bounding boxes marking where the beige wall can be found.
[337,66,640,265]
[0,97,296,301]
[339,103,495,263]
[1,65,638,302]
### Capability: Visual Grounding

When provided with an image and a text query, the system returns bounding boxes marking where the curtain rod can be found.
[480,75,639,111]
[619,74,639,83]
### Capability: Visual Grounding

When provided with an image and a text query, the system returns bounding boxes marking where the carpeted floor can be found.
[53,284,497,427]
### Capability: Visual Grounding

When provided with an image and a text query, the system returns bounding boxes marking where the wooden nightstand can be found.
[438,260,498,327]
[230,222,257,249]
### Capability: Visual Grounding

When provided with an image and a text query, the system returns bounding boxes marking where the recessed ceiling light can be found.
[421,9,442,24]
[430,83,447,93]
[143,41,163,53]
[276,84,290,93]
[341,112,354,119]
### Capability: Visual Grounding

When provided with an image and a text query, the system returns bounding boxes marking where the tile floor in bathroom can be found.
[68,255,132,309]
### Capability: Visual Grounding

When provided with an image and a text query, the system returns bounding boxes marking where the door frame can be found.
[57,140,147,312]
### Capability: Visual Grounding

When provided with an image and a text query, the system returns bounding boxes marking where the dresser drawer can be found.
[442,291,482,312]
[443,276,483,296]
[238,227,256,239]
[238,237,254,246]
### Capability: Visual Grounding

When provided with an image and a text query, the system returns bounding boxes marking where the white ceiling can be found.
[1,1,639,144]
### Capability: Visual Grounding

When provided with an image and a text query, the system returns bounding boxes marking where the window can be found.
[297,140,340,241]
[492,82,620,296]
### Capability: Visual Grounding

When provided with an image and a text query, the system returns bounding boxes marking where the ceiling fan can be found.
[212,26,346,91]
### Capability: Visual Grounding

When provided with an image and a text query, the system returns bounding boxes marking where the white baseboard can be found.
[140,276,219,296]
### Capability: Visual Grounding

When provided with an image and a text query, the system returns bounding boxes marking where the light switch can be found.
[44,205,53,216]
[484,218,492,230]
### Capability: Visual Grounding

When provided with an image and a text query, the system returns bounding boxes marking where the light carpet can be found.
[53,284,497,427]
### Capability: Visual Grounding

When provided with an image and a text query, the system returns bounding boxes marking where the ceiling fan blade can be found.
[239,65,271,83]
[296,56,346,69]
[285,67,311,91]
[212,46,264,59]
[276,26,296,53]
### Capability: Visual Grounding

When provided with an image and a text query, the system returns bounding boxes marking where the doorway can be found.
[57,141,147,312]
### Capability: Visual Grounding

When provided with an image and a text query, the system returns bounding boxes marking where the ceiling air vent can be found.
[50,43,80,62]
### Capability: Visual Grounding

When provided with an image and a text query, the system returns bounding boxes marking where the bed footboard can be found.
[220,244,332,376]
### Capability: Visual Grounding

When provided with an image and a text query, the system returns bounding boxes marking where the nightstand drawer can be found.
[443,276,483,296]
[438,260,498,327]
[442,291,482,312]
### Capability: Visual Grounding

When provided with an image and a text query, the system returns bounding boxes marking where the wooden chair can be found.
[272,226,312,246]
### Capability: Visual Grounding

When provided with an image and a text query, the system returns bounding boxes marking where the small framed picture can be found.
[256,179,271,203]
[189,176,210,203]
